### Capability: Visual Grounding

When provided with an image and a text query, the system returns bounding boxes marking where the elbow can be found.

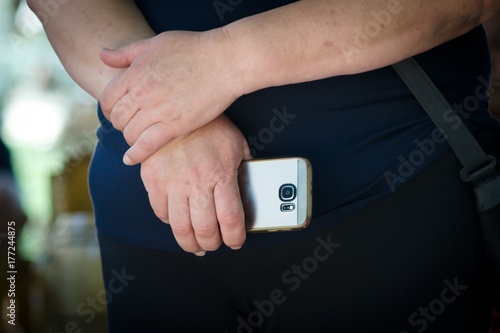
[436,0,500,39]
[458,0,497,30]
[478,0,500,24]
[25,0,54,26]
[25,0,37,11]
[26,0,44,17]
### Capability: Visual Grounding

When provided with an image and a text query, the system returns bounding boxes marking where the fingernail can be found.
[194,251,206,257]
[123,155,132,165]
[230,246,242,250]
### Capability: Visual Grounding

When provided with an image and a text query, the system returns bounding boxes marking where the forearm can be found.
[226,0,500,94]
[27,0,155,99]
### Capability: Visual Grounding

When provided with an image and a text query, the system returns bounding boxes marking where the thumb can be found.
[99,38,151,68]
[123,123,172,166]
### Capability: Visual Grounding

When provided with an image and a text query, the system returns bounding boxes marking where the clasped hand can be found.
[99,29,250,254]
[99,29,245,165]
[140,116,251,254]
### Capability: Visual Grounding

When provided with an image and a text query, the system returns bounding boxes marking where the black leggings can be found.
[98,150,494,333]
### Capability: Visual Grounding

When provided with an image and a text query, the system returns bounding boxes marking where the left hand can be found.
[99,29,245,165]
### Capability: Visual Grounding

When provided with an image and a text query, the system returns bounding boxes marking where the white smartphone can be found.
[238,157,313,232]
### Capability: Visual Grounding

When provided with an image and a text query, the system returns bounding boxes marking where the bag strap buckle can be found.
[459,155,497,184]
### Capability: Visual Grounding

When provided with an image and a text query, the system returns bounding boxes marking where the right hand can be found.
[140,115,252,254]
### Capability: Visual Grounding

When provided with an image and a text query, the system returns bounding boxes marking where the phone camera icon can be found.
[279,184,296,202]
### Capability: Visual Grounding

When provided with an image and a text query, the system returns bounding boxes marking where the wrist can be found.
[218,10,306,95]
[218,23,268,95]
[199,28,250,100]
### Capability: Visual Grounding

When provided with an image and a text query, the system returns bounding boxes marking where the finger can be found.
[168,193,204,255]
[99,39,151,69]
[108,74,159,131]
[189,188,222,251]
[99,71,130,120]
[213,174,246,250]
[123,122,172,165]
[99,39,154,123]
[109,94,141,133]
[141,166,169,223]
[147,190,169,224]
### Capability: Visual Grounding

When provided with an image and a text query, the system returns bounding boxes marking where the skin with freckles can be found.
[140,115,251,254]
[100,1,500,168]
[27,0,500,254]
[99,30,243,166]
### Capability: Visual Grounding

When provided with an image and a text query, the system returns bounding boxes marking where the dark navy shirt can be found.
[89,0,499,252]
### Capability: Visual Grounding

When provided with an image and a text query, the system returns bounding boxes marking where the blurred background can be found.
[0,0,106,332]
[0,1,498,333]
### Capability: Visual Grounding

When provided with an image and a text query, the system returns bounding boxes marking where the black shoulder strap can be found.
[392,58,500,312]
[392,57,497,186]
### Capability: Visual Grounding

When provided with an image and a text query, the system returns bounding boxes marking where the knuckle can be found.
[191,189,213,209]
[216,172,238,188]
[99,101,109,115]
[218,211,244,229]
[99,93,111,113]
[109,107,126,130]
[130,85,144,102]
[130,81,152,101]
[194,222,216,238]
[136,135,158,154]
[123,127,137,146]
[170,223,192,238]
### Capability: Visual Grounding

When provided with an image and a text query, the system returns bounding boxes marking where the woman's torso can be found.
[89,0,498,251]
